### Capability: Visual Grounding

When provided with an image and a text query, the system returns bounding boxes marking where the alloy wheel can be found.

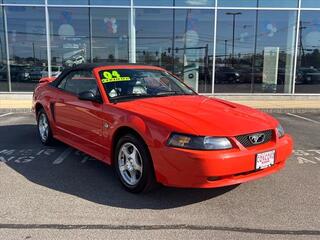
[118,142,143,186]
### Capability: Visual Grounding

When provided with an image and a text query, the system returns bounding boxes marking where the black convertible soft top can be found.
[50,63,153,87]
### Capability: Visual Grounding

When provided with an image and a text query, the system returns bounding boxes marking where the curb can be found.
[1,108,320,114]
[0,108,32,113]
[259,108,320,113]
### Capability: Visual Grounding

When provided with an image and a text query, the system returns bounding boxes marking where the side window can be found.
[59,70,100,96]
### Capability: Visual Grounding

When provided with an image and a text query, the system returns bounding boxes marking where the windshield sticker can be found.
[101,71,131,83]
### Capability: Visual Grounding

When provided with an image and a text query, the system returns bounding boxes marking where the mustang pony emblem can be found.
[249,133,265,145]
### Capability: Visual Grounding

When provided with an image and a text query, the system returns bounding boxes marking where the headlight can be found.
[167,133,232,150]
[276,124,285,138]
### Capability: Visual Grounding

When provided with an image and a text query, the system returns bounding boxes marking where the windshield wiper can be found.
[156,90,195,96]
[111,93,151,103]
[111,91,195,103]
[156,90,180,95]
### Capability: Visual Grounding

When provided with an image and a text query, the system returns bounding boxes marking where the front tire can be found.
[114,134,156,193]
[37,109,53,145]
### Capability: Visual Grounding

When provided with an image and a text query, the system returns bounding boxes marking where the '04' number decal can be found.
[101,70,131,83]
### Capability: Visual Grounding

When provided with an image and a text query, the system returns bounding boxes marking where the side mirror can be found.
[78,91,102,104]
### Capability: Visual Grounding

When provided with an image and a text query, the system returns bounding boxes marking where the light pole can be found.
[172,0,176,73]
[225,12,241,66]
[224,39,228,66]
[299,21,311,67]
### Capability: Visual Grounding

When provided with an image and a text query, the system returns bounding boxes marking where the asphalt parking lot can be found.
[0,111,319,240]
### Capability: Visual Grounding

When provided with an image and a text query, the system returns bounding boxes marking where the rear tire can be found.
[114,134,157,193]
[37,109,53,145]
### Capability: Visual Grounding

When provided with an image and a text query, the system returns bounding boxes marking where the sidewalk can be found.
[217,95,320,112]
[0,94,319,113]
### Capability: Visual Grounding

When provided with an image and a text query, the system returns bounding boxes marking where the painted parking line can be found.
[286,113,320,125]
[294,150,320,165]
[52,147,73,165]
[0,113,13,118]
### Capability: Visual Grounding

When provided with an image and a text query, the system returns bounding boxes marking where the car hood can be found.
[116,95,278,136]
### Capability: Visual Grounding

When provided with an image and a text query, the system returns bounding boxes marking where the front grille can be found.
[235,130,273,147]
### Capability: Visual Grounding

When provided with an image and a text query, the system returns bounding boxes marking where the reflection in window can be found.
[218,0,298,8]
[3,0,44,3]
[0,7,8,92]
[6,6,47,92]
[91,8,129,63]
[215,10,297,93]
[136,9,173,70]
[48,0,130,5]
[295,12,320,93]
[135,0,214,7]
[49,8,89,69]
[48,0,88,4]
[136,9,214,93]
[90,0,130,5]
[174,10,214,93]
[301,0,320,8]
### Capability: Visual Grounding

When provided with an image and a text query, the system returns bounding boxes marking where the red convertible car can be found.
[33,64,293,193]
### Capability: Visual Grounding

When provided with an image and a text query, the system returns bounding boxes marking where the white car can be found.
[65,56,85,67]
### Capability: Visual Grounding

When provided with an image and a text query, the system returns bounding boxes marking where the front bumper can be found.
[150,134,293,188]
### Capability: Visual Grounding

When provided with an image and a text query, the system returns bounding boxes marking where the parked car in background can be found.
[65,56,85,67]
[41,66,64,78]
[29,66,63,81]
[29,66,45,81]
[0,65,30,82]
[296,67,320,84]
[215,66,241,83]
[0,65,7,81]
[238,67,263,84]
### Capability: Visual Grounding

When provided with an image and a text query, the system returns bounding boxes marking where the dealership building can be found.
[0,0,320,96]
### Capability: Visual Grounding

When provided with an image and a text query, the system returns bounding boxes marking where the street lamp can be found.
[224,40,228,66]
[225,12,242,65]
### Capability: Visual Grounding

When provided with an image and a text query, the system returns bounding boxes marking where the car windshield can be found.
[99,69,195,102]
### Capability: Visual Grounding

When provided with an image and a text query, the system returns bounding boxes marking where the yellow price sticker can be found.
[101,71,131,83]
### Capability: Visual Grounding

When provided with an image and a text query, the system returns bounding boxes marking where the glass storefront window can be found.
[91,8,129,63]
[47,0,130,5]
[136,9,173,70]
[174,10,214,93]
[136,9,214,93]
[135,0,215,7]
[215,10,297,93]
[6,6,47,92]
[301,1,320,8]
[0,7,8,92]
[0,2,319,95]
[49,8,89,70]
[295,11,320,93]
[90,0,130,5]
[48,0,89,4]
[3,0,44,4]
[218,0,298,8]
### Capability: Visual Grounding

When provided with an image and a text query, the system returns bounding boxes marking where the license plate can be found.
[256,150,275,170]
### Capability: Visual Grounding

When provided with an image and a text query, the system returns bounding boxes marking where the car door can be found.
[54,70,105,160]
